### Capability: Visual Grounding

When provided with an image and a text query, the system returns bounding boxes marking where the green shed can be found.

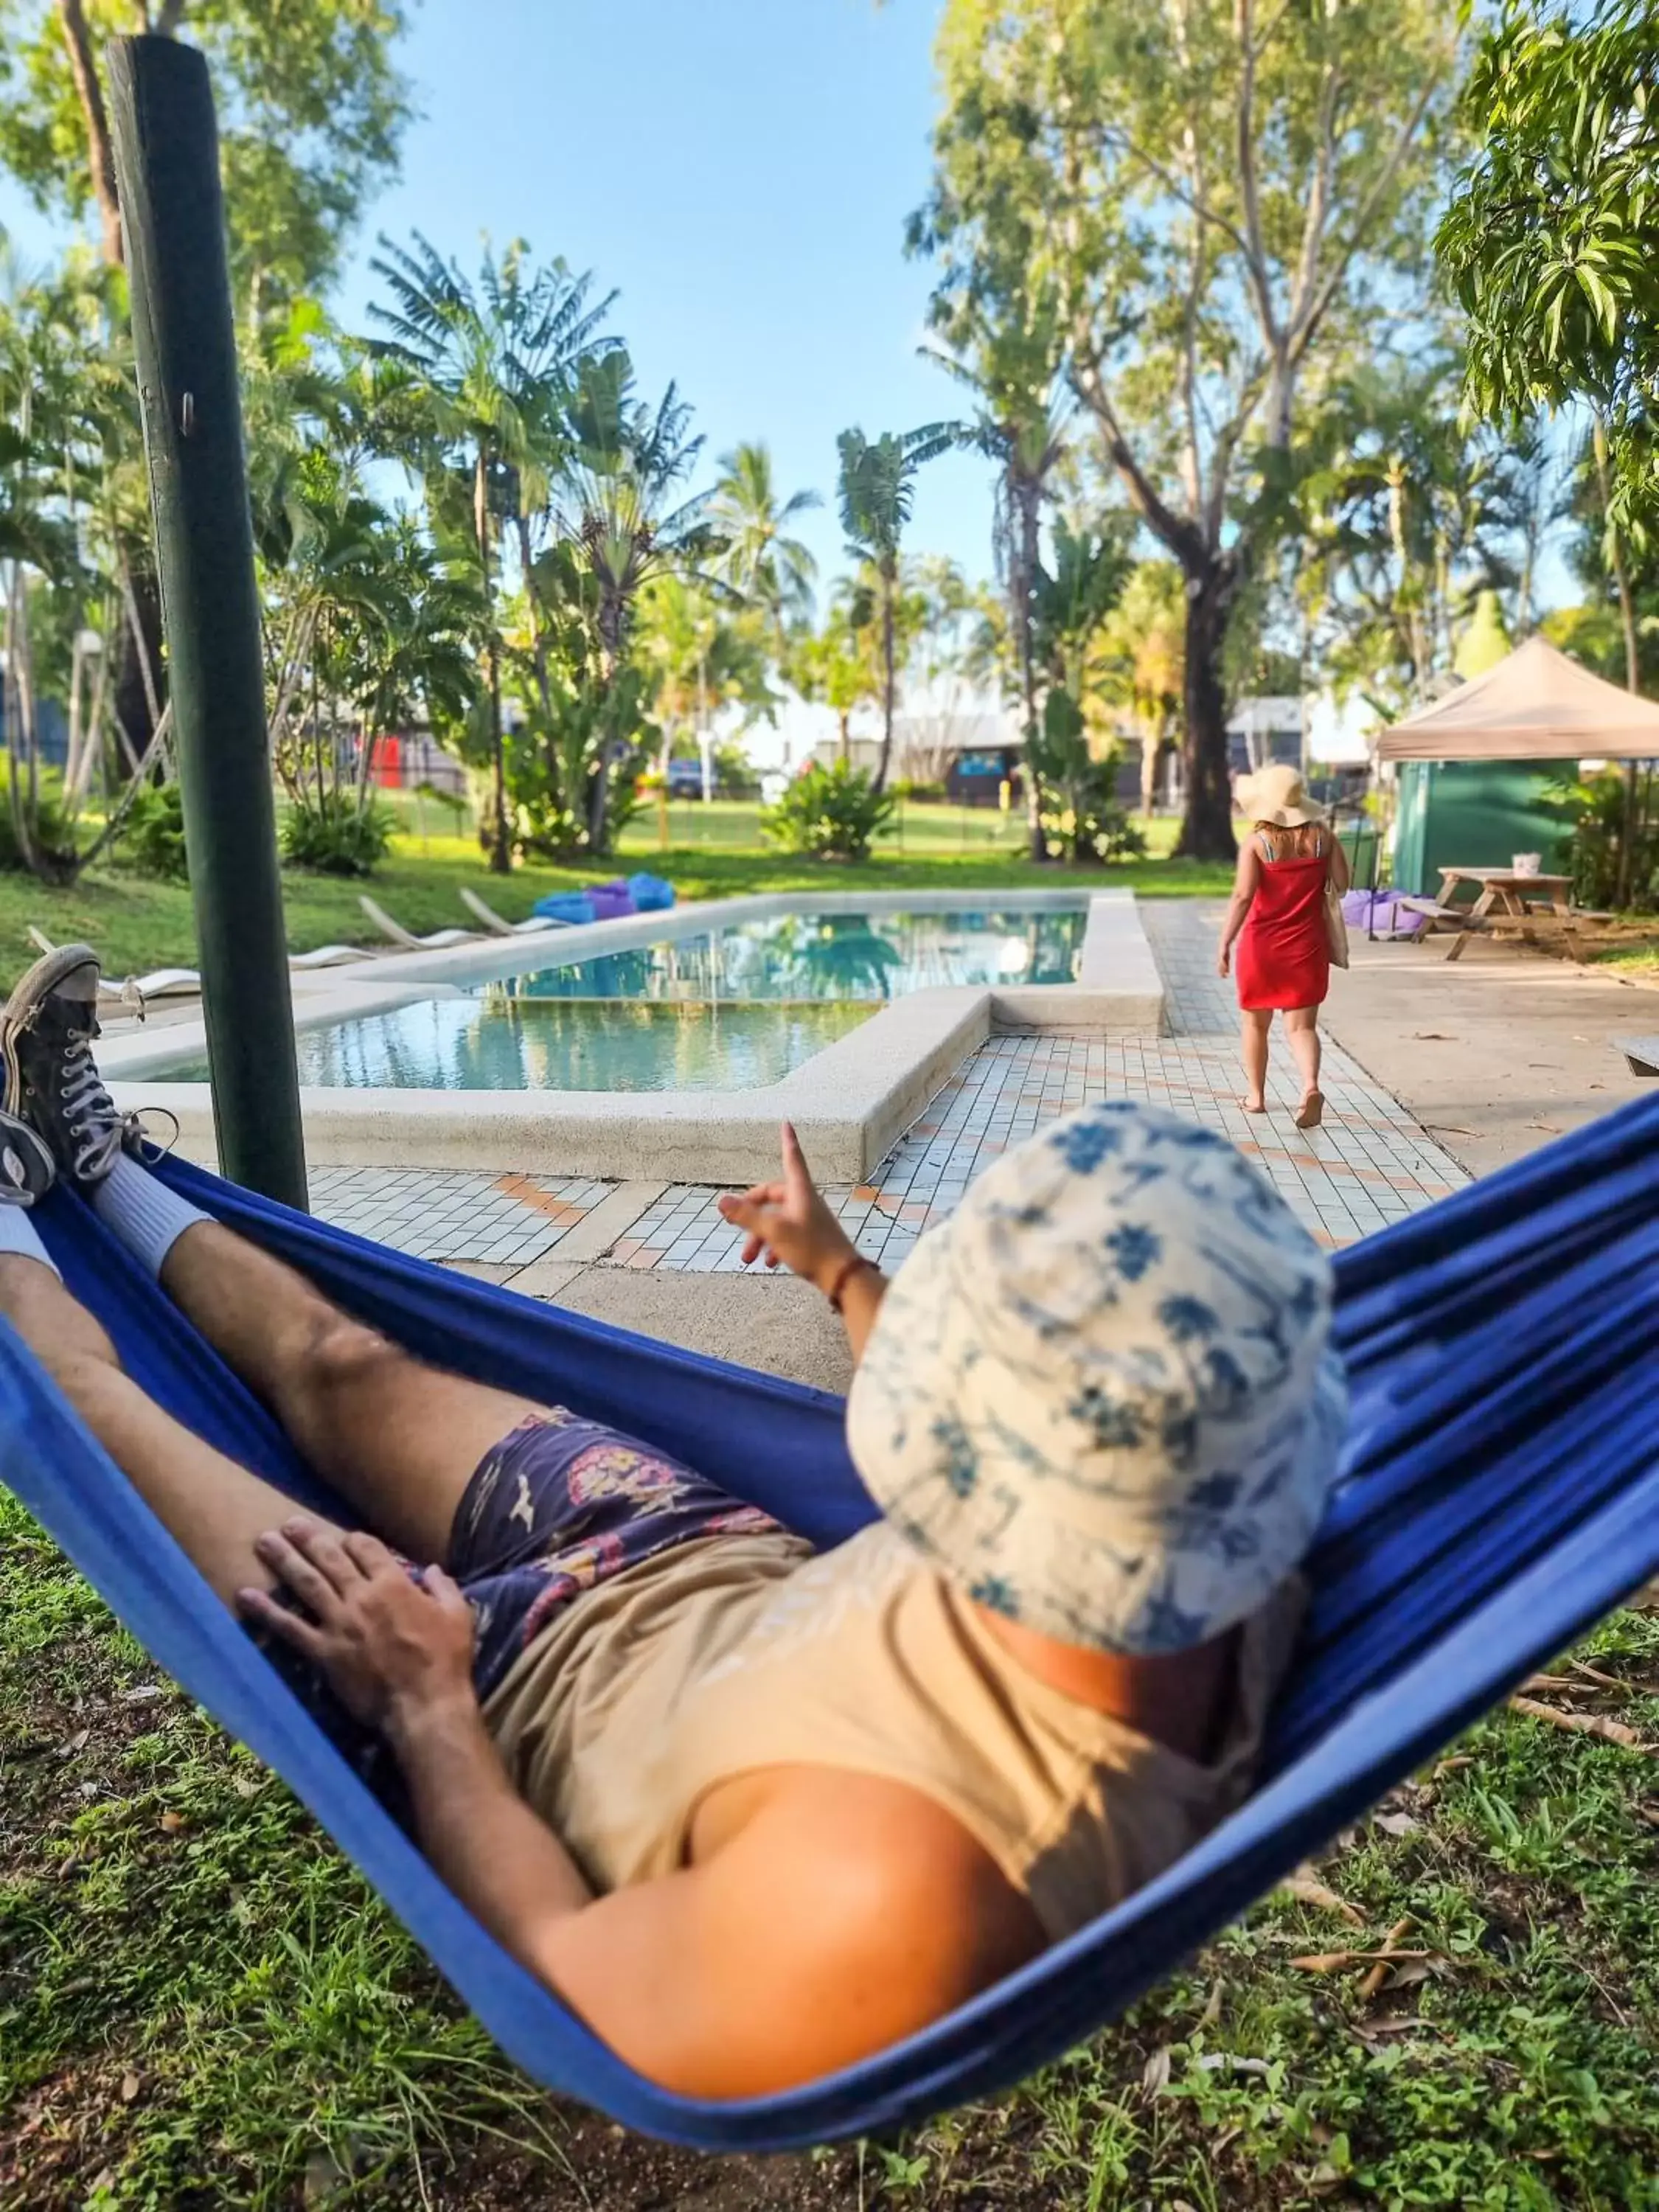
[1379,636,1659,897]
[1391,759,1570,897]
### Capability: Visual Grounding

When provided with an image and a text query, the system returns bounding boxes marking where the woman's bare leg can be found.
[1284,1007,1323,1105]
[1239,1011,1271,1112]
[156,1222,544,1562]
[0,1252,338,1606]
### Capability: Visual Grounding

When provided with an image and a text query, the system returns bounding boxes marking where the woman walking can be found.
[1217,766,1350,1129]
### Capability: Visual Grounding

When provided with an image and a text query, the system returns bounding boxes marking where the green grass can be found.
[0,803,1223,993]
[5,1477,1656,2209]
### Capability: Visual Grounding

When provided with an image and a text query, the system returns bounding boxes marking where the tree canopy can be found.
[914,0,1462,855]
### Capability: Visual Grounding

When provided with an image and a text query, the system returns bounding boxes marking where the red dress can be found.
[1236,841,1330,1012]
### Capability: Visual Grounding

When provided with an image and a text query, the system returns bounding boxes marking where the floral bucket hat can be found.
[846,1102,1349,1655]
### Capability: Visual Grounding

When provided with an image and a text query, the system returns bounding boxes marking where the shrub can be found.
[281,793,395,876]
[763,759,897,861]
[1032,692,1148,865]
[116,781,189,882]
[1547,768,1659,913]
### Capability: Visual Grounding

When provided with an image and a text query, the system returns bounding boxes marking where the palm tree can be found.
[835,422,952,793]
[555,351,714,849]
[929,319,1071,860]
[709,442,819,638]
[368,232,616,869]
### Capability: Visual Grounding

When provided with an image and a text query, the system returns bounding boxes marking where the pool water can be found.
[171,907,1087,1093]
[501,905,1088,1006]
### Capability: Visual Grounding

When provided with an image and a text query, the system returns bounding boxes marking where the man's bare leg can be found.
[0,1251,341,1606]
[4,941,546,1565]
[157,1220,544,1562]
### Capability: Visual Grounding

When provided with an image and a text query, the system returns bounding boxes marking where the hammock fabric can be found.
[2,1096,1657,2152]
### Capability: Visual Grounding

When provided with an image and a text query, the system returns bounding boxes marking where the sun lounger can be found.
[27,927,201,1005]
[358,897,476,952]
[459,888,564,938]
[289,943,370,970]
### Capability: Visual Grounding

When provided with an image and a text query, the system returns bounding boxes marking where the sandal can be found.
[1294,1091,1325,1130]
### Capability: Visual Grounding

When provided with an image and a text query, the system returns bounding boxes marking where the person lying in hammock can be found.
[0,945,1346,2101]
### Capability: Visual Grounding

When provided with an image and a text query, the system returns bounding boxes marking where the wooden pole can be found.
[107,36,307,1208]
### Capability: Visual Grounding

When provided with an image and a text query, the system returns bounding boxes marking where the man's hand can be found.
[237,1518,476,1738]
[717,1122,860,1295]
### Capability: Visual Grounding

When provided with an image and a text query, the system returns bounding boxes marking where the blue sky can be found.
[3,0,988,598]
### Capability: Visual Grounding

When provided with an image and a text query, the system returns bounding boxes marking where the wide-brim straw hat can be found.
[846,1101,1348,1656]
[1235,764,1326,828]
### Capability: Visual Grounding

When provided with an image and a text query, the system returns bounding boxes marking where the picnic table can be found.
[1400,867,1611,963]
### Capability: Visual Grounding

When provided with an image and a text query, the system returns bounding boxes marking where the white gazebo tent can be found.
[1377,636,1659,898]
[1377,635,1659,762]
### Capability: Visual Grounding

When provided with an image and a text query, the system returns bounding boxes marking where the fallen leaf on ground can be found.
[119,1685,165,1705]
[56,1728,90,1758]
[1569,1658,1635,1694]
[1141,2047,1172,2096]
[1632,1802,1659,1830]
[1413,1032,1457,1041]
[1509,1695,1652,1749]
[1291,1944,1430,1976]
[1200,1977,1225,2027]
[119,2073,139,2104]
[1432,1754,1475,1780]
[158,1809,184,1833]
[1374,1810,1422,1837]
[1361,1917,1416,2002]
[1279,1867,1365,1926]
[1195,2055,1273,2076]
[1353,2014,1437,2044]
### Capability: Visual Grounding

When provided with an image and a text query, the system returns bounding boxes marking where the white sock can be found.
[88,1152,210,1280]
[0,1203,60,1278]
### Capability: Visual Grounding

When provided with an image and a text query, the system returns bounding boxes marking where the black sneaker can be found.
[0,1107,57,1208]
[3,945,138,1189]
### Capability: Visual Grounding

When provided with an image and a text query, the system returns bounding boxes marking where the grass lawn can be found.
[4,1487,1657,2208]
[0,803,1225,993]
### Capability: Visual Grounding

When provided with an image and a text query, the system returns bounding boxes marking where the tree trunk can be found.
[1175,571,1238,862]
[113,562,166,762]
[1593,414,1641,907]
[474,448,509,873]
[838,711,850,766]
[872,568,897,794]
[58,0,124,266]
[1015,481,1046,863]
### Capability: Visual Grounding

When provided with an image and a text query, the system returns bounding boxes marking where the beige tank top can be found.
[483,1522,1304,1943]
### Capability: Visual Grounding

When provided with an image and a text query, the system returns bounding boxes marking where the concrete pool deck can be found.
[103,889,1164,1184]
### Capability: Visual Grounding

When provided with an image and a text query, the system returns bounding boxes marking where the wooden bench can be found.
[1394,897,1472,932]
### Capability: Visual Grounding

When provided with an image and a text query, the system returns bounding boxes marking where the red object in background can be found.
[371,734,400,788]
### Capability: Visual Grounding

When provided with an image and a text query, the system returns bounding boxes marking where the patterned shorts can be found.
[260,1411,779,1810]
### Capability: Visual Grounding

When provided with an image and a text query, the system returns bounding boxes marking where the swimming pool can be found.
[166,906,1090,1093]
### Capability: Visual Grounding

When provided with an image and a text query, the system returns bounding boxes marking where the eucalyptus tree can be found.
[835,422,952,792]
[369,233,616,869]
[915,0,1462,858]
[0,0,412,319]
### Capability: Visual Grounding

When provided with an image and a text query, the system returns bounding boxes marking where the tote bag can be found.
[1324,879,1351,970]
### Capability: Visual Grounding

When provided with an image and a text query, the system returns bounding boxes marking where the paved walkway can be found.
[307,902,1469,1282]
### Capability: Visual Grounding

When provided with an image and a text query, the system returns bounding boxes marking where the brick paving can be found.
[310,900,1469,1273]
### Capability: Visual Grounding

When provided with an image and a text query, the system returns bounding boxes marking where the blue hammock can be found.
[2,1096,1657,2152]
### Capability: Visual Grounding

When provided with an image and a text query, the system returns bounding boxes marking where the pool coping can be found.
[107,888,1165,1184]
